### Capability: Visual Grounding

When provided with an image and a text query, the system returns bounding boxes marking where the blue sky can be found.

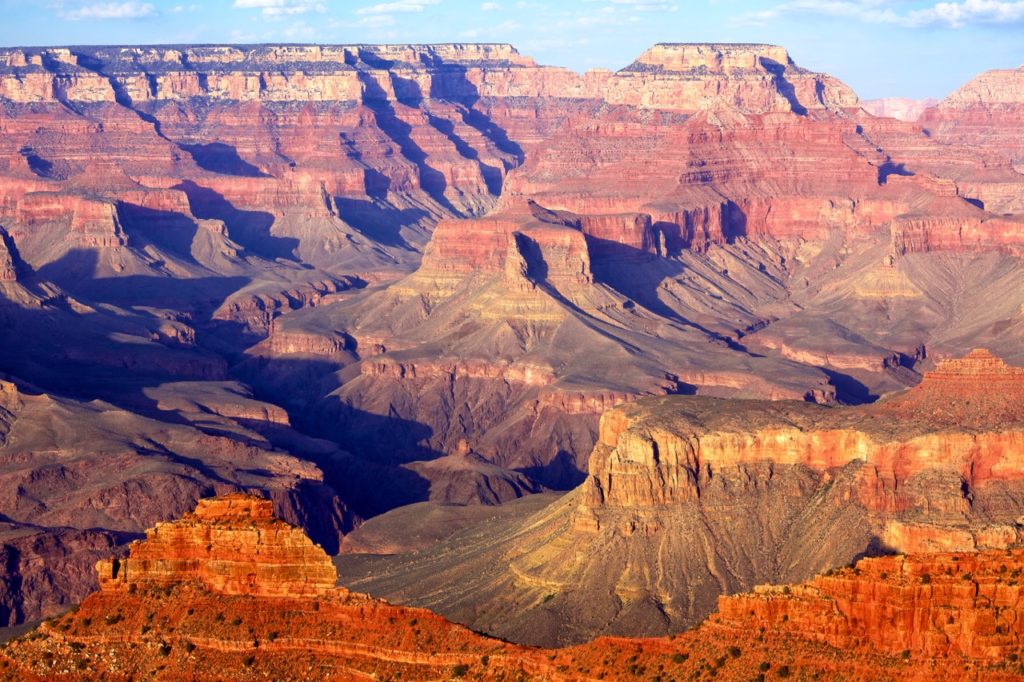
[2,1,1023,99]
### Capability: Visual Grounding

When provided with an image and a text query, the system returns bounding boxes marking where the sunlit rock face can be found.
[96,494,338,598]
[336,351,1024,646]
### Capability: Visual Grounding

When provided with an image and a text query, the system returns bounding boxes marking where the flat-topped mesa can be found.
[875,348,1024,427]
[581,350,1024,512]
[0,43,562,105]
[96,493,337,598]
[0,42,860,113]
[608,42,859,113]
[628,43,792,73]
[397,201,595,303]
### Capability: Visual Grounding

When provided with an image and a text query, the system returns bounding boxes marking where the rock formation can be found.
[338,350,1024,646]
[97,494,337,598]
[5,495,1024,681]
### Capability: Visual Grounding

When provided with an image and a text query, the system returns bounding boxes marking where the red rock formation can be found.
[97,494,336,598]
[7,497,1024,680]
[716,549,1024,661]
[875,348,1024,427]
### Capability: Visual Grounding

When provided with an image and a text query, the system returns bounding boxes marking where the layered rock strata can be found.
[338,351,1024,646]
[97,494,337,598]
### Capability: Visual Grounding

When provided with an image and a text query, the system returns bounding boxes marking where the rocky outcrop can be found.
[717,548,1024,661]
[97,494,336,598]
[874,348,1024,427]
[0,227,25,282]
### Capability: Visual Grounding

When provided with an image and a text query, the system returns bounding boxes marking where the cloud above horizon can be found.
[232,0,326,17]
[61,1,156,19]
[355,0,441,14]
[734,0,1024,28]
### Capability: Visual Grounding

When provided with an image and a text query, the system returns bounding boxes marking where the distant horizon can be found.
[2,0,1023,100]
[0,39,1010,103]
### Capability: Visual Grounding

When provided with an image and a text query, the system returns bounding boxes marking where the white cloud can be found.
[734,0,1024,27]
[905,0,1024,27]
[233,0,326,17]
[608,0,677,10]
[355,0,440,15]
[481,1,501,9]
[63,1,156,19]
[328,14,397,28]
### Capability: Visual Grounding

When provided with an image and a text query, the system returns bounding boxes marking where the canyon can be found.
[4,494,1024,680]
[0,39,1023,643]
[338,349,1024,645]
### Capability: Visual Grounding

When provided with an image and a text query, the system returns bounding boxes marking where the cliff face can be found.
[920,66,1024,212]
[716,548,1024,661]
[0,44,549,280]
[6,495,1024,681]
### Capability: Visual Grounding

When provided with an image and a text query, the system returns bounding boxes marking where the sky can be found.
[1,1,1023,99]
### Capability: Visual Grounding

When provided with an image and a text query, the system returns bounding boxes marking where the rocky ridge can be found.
[4,495,1024,680]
